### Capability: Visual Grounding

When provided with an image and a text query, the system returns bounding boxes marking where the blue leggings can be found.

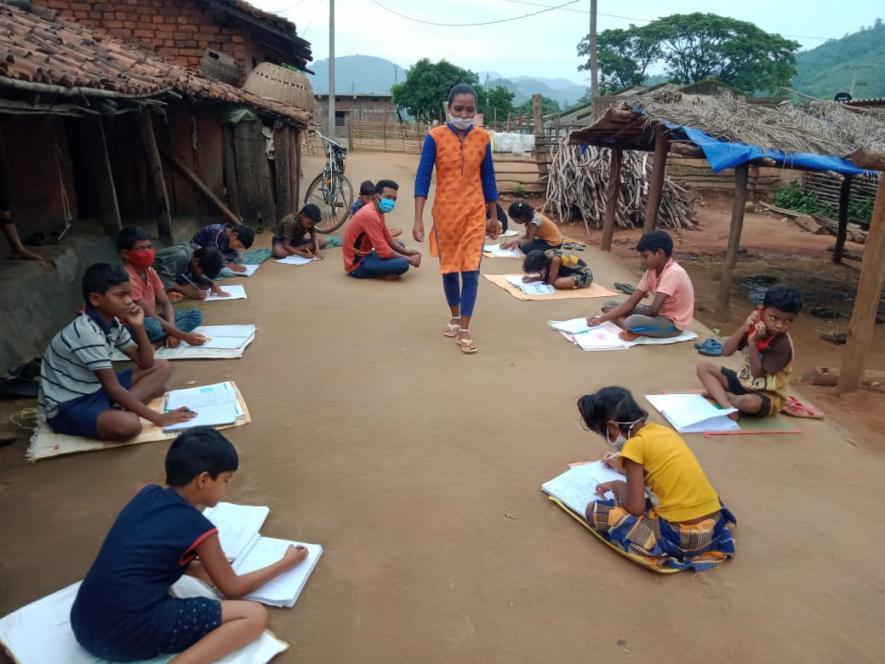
[442,271,479,319]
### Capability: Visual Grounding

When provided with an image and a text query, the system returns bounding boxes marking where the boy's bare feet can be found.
[618,330,640,342]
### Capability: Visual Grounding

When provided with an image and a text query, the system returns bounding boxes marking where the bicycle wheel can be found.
[304,173,354,234]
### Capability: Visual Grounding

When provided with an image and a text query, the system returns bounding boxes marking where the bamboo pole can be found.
[643,126,669,232]
[601,147,622,251]
[136,111,172,243]
[838,174,885,393]
[832,175,853,263]
[84,116,122,236]
[160,146,241,226]
[716,163,749,321]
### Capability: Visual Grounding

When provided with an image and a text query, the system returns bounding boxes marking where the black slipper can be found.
[614,282,636,295]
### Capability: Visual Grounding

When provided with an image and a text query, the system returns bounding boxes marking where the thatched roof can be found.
[570,90,885,161]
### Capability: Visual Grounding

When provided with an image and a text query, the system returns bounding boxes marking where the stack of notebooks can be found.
[202,502,323,608]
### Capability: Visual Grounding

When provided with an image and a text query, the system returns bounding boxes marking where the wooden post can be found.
[273,123,292,215]
[346,116,354,152]
[601,147,622,252]
[293,129,302,206]
[832,175,853,264]
[137,111,173,242]
[506,113,511,132]
[160,147,241,226]
[643,126,669,232]
[221,124,240,217]
[84,116,122,236]
[838,174,885,393]
[383,114,388,151]
[716,164,750,322]
[532,94,548,180]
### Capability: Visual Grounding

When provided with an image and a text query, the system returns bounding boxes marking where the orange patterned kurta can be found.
[427,125,491,274]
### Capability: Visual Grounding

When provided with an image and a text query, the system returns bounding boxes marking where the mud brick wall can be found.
[35,0,264,76]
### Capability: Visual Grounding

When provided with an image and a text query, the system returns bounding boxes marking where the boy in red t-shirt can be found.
[116,227,206,347]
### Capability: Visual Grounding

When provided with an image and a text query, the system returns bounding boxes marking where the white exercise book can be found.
[484,244,523,258]
[645,394,739,433]
[549,319,699,351]
[237,264,260,277]
[0,575,289,664]
[541,461,624,515]
[234,537,324,608]
[202,502,270,563]
[205,284,246,301]
[505,275,555,296]
[276,255,315,266]
[500,229,520,237]
[185,325,256,350]
[164,381,243,431]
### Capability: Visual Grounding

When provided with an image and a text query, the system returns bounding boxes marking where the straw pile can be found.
[545,137,695,230]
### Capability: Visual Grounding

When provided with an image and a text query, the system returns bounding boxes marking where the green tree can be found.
[578,26,661,93]
[477,85,516,122]
[577,13,799,95]
[391,58,478,123]
[515,96,561,116]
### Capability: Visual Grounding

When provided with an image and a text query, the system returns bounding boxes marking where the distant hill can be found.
[793,20,885,99]
[308,55,407,95]
[308,55,586,107]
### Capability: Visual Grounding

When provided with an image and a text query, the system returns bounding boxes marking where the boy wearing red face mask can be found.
[116,227,206,348]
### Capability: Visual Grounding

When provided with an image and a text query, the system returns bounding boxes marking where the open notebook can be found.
[548,319,698,351]
[483,244,523,258]
[164,381,244,432]
[541,461,623,514]
[205,502,323,608]
[505,275,555,296]
[645,393,739,433]
[275,255,316,266]
[205,284,246,301]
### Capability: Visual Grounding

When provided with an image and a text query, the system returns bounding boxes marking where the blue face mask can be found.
[378,198,396,213]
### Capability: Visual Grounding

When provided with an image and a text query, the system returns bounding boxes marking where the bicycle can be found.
[303,129,354,234]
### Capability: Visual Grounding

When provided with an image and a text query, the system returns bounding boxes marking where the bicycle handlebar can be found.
[310,128,346,150]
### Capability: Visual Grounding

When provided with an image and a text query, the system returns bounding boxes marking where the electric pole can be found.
[328,0,335,137]
[589,0,598,105]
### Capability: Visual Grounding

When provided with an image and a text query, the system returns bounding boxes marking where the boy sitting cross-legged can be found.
[697,286,802,418]
[37,263,195,440]
[117,227,206,348]
[70,428,310,662]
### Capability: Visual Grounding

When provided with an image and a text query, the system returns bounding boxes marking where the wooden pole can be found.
[221,124,241,217]
[601,147,622,252]
[273,124,292,215]
[716,163,749,322]
[160,146,241,226]
[84,116,122,236]
[136,111,172,243]
[532,94,548,180]
[643,126,669,232]
[293,129,302,206]
[838,175,885,393]
[346,115,354,152]
[506,112,511,132]
[832,175,853,264]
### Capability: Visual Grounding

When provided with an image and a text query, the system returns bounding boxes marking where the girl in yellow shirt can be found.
[577,386,736,571]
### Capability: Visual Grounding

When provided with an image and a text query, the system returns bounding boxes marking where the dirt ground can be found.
[2,151,885,663]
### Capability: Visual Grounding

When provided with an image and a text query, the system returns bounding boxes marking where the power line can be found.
[504,0,833,40]
[369,0,581,27]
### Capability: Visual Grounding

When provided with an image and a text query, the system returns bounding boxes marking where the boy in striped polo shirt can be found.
[38,264,195,440]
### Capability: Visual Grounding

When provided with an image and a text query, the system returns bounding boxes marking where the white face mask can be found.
[605,418,644,451]
[448,115,473,131]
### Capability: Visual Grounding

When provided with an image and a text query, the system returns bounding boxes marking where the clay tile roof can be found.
[212,0,296,33]
[0,2,311,126]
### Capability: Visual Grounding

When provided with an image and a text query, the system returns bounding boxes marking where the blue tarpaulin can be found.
[660,122,865,176]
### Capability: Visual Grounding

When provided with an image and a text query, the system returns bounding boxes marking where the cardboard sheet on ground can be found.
[549,319,698,351]
[0,575,288,664]
[26,381,251,462]
[483,244,524,259]
[275,255,316,266]
[111,325,256,361]
[484,274,615,301]
[205,284,246,301]
[541,463,682,574]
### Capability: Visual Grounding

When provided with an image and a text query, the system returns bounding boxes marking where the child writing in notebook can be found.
[500,201,562,254]
[587,230,694,340]
[71,428,310,662]
[153,244,228,301]
[522,248,593,290]
[577,386,736,571]
[271,204,327,260]
[192,223,255,273]
[697,285,802,418]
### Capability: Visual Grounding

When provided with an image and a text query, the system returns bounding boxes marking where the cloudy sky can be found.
[253,0,883,83]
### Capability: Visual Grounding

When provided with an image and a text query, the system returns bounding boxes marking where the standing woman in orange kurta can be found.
[413,84,499,355]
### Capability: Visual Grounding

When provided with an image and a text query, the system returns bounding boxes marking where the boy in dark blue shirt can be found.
[70,428,309,661]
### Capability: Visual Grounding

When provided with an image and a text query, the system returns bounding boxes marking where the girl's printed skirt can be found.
[587,499,736,572]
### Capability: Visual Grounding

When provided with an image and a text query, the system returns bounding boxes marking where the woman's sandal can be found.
[456,330,478,354]
[442,318,460,338]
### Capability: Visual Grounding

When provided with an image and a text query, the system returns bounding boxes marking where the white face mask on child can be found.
[605,418,644,451]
